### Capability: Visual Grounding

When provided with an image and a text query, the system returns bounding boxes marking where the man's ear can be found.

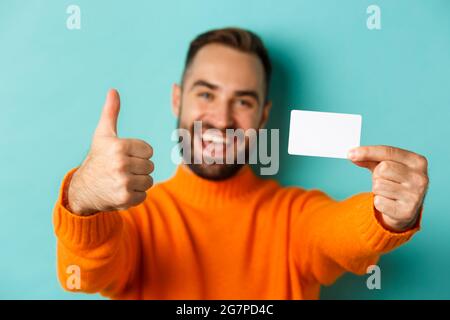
[258,100,272,129]
[171,83,182,117]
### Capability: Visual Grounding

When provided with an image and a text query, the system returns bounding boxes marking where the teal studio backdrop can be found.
[0,0,449,299]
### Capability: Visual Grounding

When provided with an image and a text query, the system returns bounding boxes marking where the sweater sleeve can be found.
[53,168,141,298]
[290,189,421,286]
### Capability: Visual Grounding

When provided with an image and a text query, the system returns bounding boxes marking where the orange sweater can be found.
[53,165,420,299]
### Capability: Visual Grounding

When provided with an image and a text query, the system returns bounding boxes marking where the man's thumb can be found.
[94,89,121,137]
[351,160,378,173]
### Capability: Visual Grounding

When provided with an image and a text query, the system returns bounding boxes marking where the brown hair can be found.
[182,27,272,103]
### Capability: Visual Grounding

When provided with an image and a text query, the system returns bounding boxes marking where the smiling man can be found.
[53,27,428,299]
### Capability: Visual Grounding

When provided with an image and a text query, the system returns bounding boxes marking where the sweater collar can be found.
[164,164,263,208]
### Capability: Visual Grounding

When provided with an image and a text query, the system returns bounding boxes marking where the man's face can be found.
[172,44,272,180]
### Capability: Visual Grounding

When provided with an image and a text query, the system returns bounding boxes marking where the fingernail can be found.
[347,149,356,160]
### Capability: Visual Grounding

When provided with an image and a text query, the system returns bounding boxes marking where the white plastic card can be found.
[288,110,362,159]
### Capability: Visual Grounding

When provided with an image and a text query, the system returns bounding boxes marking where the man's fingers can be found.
[348,145,427,171]
[372,178,404,200]
[373,160,410,184]
[373,195,398,219]
[373,194,419,223]
[129,175,153,192]
[118,191,147,209]
[95,89,121,137]
[125,139,153,159]
[373,176,422,204]
[128,158,154,175]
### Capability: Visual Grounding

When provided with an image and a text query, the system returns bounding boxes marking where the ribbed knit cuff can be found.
[356,192,421,253]
[53,168,123,248]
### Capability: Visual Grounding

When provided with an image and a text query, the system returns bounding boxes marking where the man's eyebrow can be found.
[234,90,260,105]
[190,80,219,91]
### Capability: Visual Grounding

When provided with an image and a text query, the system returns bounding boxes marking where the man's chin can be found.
[187,163,244,181]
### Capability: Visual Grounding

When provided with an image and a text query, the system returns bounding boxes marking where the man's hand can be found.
[348,145,429,232]
[67,89,154,216]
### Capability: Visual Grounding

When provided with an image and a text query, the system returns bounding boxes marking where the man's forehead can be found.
[184,44,265,91]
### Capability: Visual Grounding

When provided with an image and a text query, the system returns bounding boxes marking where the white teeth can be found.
[202,132,227,144]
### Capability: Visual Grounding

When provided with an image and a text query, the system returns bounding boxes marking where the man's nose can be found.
[208,100,234,129]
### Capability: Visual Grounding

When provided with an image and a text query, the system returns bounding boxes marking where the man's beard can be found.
[176,117,249,181]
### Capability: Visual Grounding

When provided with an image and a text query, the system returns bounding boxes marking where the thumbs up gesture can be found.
[67,89,154,215]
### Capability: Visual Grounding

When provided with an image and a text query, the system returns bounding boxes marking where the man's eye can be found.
[237,99,252,107]
[198,92,212,100]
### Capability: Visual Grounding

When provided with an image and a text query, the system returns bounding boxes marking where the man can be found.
[53,27,428,299]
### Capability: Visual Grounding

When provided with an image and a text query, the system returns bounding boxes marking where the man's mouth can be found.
[200,131,231,159]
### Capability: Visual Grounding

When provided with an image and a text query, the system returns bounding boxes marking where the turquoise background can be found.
[0,0,449,299]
